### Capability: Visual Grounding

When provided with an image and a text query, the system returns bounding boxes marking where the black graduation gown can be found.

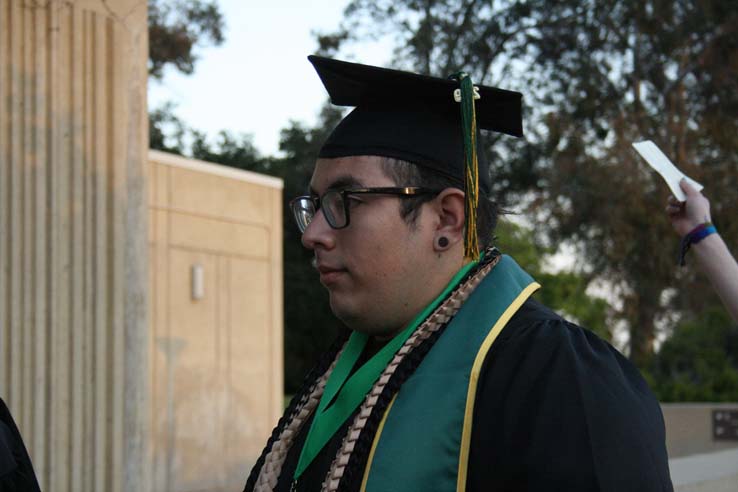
[268,298,673,491]
[0,398,42,492]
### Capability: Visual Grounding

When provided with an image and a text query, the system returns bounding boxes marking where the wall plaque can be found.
[713,409,738,440]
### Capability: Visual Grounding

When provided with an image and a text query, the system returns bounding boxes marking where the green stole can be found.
[360,255,539,491]
[293,258,480,485]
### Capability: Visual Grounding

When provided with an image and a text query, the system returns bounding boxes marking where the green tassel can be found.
[449,71,480,261]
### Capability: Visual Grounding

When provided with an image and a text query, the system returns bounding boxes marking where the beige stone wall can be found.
[663,403,738,458]
[0,1,149,491]
[148,150,284,491]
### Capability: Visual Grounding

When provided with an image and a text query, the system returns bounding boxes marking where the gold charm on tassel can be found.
[450,72,481,261]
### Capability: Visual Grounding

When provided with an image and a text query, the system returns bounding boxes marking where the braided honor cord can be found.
[250,339,349,492]
[322,255,500,491]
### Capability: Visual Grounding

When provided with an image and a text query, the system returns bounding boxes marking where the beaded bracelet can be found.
[679,222,717,266]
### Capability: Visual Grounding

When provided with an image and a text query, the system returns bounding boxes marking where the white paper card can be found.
[632,140,703,202]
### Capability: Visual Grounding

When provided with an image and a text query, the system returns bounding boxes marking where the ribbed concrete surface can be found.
[0,1,149,491]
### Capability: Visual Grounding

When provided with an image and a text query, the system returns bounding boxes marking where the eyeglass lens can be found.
[321,190,346,230]
[292,199,315,233]
[291,190,348,233]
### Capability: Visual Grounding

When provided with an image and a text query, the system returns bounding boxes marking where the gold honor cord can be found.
[450,71,481,261]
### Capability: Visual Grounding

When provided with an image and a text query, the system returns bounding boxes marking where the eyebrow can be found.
[308,175,364,196]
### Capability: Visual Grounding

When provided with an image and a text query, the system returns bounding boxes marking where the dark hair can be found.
[380,157,500,249]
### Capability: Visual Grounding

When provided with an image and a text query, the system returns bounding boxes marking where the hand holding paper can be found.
[632,140,703,201]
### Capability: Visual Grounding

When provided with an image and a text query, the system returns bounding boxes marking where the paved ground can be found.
[670,447,738,492]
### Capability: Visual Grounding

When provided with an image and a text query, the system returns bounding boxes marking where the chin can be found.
[328,295,359,327]
[329,296,397,338]
[330,295,368,330]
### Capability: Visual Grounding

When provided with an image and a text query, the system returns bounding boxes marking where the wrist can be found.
[682,218,712,236]
[679,222,717,266]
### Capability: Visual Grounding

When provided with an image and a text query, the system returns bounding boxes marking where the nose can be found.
[301,208,336,251]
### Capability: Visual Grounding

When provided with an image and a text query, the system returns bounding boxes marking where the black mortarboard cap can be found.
[308,55,523,190]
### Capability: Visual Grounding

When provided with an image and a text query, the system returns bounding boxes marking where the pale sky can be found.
[148,0,393,157]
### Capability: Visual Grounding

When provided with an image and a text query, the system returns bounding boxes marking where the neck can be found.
[365,336,390,359]
[373,252,468,341]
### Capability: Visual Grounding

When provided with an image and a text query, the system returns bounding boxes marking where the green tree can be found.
[647,307,738,402]
[149,102,188,154]
[329,0,738,366]
[496,220,610,340]
[148,0,225,79]
[190,130,263,170]
[148,0,225,154]
[517,0,738,367]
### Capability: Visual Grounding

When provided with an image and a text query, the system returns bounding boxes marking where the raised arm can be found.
[666,179,738,323]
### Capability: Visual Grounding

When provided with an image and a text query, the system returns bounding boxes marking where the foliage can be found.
[329,0,738,367]
[518,0,738,366]
[190,130,262,170]
[148,0,225,155]
[148,0,225,79]
[496,220,610,340]
[646,307,738,402]
[149,102,188,154]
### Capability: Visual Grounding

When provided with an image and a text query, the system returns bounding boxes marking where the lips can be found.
[315,263,348,286]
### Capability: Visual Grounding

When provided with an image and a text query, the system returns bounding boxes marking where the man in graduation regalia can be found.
[244,56,673,492]
[1,398,42,492]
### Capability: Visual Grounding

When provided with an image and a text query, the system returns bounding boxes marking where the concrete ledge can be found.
[662,403,738,457]
[149,150,284,189]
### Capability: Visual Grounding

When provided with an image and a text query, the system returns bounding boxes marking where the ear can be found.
[431,187,465,248]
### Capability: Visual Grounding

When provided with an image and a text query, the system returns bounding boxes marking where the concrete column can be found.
[0,1,149,491]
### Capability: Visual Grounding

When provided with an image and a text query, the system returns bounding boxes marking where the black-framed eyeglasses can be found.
[289,187,440,233]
